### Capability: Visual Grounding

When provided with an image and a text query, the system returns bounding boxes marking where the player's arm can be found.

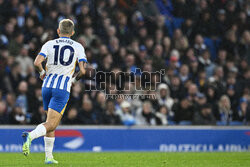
[34,54,46,80]
[72,61,86,84]
[72,44,88,84]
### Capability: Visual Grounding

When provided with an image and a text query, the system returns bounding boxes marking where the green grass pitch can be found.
[0,152,250,167]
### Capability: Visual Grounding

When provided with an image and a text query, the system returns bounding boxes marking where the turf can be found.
[0,152,250,167]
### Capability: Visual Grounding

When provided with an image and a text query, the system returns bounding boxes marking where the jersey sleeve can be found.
[38,41,49,58]
[77,44,88,63]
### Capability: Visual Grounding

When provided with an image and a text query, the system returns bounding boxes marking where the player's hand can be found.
[82,68,86,75]
[39,70,46,80]
[71,77,77,85]
[40,73,46,80]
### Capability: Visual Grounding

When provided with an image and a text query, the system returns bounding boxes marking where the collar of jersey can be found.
[60,37,70,39]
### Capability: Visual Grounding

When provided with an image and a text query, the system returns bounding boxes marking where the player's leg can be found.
[44,130,55,160]
[23,111,61,157]
[43,89,69,164]
[22,88,69,158]
[43,108,61,164]
[22,88,51,156]
[43,108,62,132]
[28,88,55,140]
[44,132,58,164]
[44,108,56,163]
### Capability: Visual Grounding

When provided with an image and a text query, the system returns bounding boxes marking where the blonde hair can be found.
[219,95,231,110]
[58,19,74,35]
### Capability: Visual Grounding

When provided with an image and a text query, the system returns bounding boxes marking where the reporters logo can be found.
[84,68,165,99]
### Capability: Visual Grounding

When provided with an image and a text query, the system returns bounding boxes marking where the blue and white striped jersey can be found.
[39,37,87,92]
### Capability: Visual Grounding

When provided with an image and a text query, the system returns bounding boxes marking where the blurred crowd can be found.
[0,0,250,126]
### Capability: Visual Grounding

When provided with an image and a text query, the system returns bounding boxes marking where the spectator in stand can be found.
[198,50,216,78]
[5,93,16,113]
[137,0,159,22]
[196,70,207,92]
[209,66,226,97]
[16,81,28,114]
[187,83,199,104]
[172,29,189,55]
[236,98,250,125]
[221,26,238,57]
[0,101,9,124]
[63,108,82,125]
[215,48,227,67]
[238,30,250,62]
[116,101,135,126]
[31,105,46,124]
[80,100,96,125]
[4,62,22,93]
[101,100,121,125]
[115,12,131,46]
[205,85,217,104]
[27,80,42,114]
[135,101,156,125]
[94,92,106,120]
[155,105,174,125]
[156,83,174,110]
[155,15,169,37]
[15,45,34,78]
[9,106,26,124]
[196,93,207,108]
[239,68,250,93]
[226,75,240,111]
[8,33,24,56]
[192,104,216,125]
[194,34,207,57]
[214,9,227,38]
[179,64,190,83]
[195,10,215,37]
[68,82,83,109]
[172,98,195,124]
[215,95,233,125]
[181,18,195,39]
[169,75,185,101]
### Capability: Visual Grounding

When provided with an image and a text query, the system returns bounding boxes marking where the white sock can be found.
[44,137,55,159]
[29,124,47,140]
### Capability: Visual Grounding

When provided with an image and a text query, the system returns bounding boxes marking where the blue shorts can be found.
[42,87,70,115]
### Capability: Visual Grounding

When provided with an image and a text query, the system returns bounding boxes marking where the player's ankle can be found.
[46,156,53,159]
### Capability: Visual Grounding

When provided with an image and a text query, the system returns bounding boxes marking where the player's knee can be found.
[49,122,57,131]
[44,122,57,132]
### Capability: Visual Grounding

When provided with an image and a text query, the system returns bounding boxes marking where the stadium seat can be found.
[178,121,192,125]
[204,37,217,61]
[172,17,184,29]
[215,38,222,50]
[216,121,227,126]
[168,120,176,125]
[164,17,185,38]
[229,121,244,126]
[165,18,173,37]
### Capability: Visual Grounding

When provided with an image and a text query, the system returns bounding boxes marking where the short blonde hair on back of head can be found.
[59,19,74,35]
